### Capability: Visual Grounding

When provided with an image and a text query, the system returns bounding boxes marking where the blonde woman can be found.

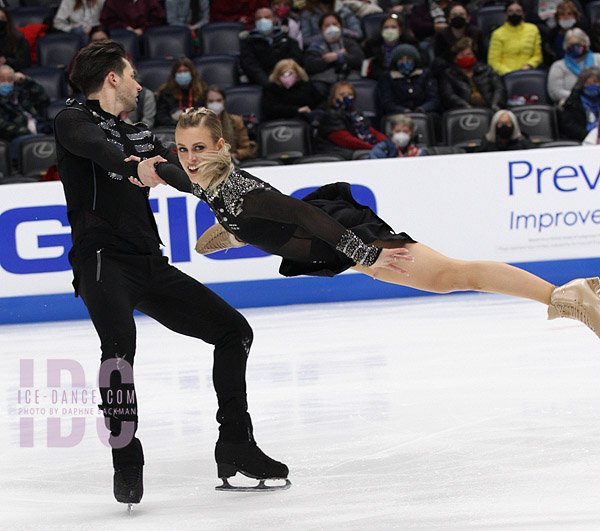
[262,59,323,121]
[129,107,600,340]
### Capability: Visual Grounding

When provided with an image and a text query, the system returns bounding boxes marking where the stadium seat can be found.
[0,140,12,177]
[258,119,311,161]
[512,104,557,143]
[9,6,53,27]
[45,98,68,120]
[503,70,550,105]
[111,29,140,62]
[293,154,344,164]
[225,85,263,122]
[152,126,176,149]
[361,12,386,42]
[22,66,67,100]
[442,108,492,147]
[352,79,378,119]
[198,22,245,56]
[18,135,56,178]
[381,112,436,146]
[143,25,193,60]
[586,0,600,22]
[238,158,282,168]
[473,6,506,40]
[36,33,81,69]
[19,0,59,7]
[193,55,239,88]
[136,59,172,92]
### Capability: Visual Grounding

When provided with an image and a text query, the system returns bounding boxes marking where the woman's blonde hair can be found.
[268,59,309,84]
[176,107,235,190]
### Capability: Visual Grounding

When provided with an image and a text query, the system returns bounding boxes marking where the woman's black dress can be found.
[158,166,415,277]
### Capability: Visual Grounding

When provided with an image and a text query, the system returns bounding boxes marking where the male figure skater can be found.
[54,41,288,510]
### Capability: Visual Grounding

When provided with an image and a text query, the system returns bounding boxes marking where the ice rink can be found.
[2,292,600,530]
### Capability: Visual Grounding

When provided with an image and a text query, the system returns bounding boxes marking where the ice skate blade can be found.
[215,477,292,492]
[123,502,137,515]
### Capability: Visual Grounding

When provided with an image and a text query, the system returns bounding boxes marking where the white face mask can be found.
[207,101,224,116]
[381,28,400,44]
[558,18,576,29]
[323,24,342,41]
[392,131,410,148]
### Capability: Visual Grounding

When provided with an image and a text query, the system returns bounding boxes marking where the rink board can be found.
[1,145,600,323]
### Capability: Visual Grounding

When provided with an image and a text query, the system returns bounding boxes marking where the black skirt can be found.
[279,182,416,277]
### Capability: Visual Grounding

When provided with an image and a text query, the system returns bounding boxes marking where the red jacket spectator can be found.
[100,0,165,33]
[210,0,269,29]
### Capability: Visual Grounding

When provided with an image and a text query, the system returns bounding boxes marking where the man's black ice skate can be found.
[114,465,143,513]
[215,441,291,491]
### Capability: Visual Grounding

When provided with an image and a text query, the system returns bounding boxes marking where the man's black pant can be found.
[74,249,254,469]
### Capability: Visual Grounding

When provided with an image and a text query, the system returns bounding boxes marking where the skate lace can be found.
[555,303,596,332]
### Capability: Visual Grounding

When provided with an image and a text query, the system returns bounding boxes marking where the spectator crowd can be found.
[3,0,600,180]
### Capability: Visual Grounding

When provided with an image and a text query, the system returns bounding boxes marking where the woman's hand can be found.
[125,154,167,188]
[370,247,414,277]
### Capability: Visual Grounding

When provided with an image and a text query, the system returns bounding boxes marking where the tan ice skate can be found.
[195,224,247,255]
[548,277,600,338]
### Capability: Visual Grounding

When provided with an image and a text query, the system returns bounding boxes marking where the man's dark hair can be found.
[70,40,128,97]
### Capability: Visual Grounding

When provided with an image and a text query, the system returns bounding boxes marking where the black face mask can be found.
[507,13,523,26]
[450,16,467,29]
[496,124,514,139]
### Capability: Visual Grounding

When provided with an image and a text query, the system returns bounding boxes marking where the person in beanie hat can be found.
[377,43,441,115]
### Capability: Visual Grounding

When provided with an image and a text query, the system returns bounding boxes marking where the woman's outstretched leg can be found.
[353,242,554,304]
[355,242,600,338]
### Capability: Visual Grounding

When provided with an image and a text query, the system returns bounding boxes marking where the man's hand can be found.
[125,154,167,188]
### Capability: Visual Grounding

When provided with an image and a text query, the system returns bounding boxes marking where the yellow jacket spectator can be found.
[488,0,543,75]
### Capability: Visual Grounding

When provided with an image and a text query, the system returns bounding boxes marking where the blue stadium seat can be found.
[225,85,263,122]
[22,66,67,100]
[192,55,239,88]
[361,12,386,42]
[352,79,378,119]
[473,6,506,40]
[586,0,600,22]
[111,28,140,62]
[136,59,172,92]
[8,6,53,27]
[143,25,193,60]
[503,70,550,105]
[36,33,81,69]
[199,22,245,56]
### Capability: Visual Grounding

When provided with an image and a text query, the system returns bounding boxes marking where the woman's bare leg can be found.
[352,242,554,305]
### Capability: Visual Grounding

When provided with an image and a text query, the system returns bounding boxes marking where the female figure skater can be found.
[131,107,600,339]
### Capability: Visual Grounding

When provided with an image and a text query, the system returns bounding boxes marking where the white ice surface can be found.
[2,293,600,530]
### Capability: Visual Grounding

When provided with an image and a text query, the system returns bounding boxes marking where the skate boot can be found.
[215,441,291,491]
[548,277,600,338]
[114,465,143,513]
[195,224,246,255]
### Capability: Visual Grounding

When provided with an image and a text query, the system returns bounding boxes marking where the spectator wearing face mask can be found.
[558,66,600,141]
[0,65,51,159]
[239,7,303,87]
[155,58,206,127]
[476,109,534,152]
[542,1,587,66]
[316,80,386,159]
[432,3,485,73]
[377,44,441,116]
[362,14,419,80]
[488,0,543,75]
[262,58,323,121]
[272,0,303,49]
[547,28,600,105]
[440,37,505,111]
[205,85,257,163]
[304,13,364,97]
[369,114,427,158]
[299,0,362,45]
